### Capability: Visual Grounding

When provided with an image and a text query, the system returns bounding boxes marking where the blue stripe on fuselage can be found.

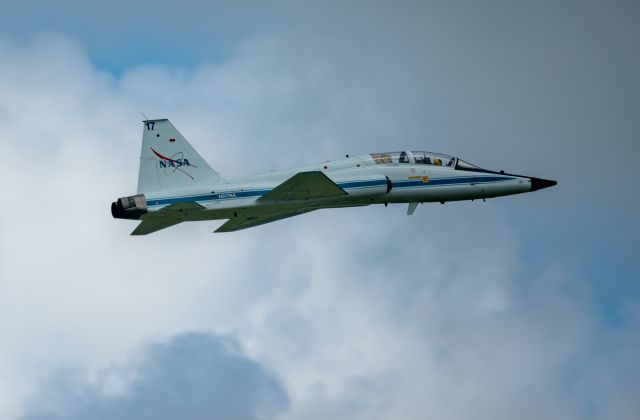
[146,176,514,207]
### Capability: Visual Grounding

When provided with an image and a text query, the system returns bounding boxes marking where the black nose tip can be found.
[530,177,557,191]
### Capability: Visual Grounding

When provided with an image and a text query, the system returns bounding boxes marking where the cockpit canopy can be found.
[370,151,411,165]
[369,151,483,170]
[370,151,460,167]
[411,151,456,167]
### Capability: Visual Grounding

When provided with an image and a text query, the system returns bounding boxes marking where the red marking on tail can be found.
[150,147,195,180]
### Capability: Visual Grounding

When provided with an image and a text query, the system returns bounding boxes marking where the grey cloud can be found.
[22,333,288,420]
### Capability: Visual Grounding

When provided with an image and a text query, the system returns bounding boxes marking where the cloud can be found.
[0,2,638,419]
[22,333,288,420]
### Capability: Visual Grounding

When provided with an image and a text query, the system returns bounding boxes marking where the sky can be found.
[0,0,638,419]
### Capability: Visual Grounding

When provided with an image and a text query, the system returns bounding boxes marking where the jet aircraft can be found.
[112,119,557,234]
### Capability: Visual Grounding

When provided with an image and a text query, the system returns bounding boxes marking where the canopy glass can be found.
[411,151,456,167]
[369,151,486,171]
[370,151,455,167]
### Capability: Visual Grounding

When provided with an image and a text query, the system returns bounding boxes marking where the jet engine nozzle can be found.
[111,194,148,219]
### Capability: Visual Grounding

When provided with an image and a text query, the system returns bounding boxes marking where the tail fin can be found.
[137,119,223,194]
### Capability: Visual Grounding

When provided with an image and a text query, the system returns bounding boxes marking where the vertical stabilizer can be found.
[137,119,222,194]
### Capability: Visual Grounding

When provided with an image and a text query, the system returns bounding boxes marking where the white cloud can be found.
[0,26,637,420]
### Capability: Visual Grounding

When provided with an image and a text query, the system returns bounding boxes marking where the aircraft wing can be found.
[131,202,206,235]
[216,172,343,232]
[258,171,346,202]
[215,210,313,233]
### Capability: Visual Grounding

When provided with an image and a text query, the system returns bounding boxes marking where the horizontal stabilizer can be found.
[215,210,313,233]
[132,216,182,235]
[131,201,206,235]
[258,171,346,202]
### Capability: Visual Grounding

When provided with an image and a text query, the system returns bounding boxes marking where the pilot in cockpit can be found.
[414,153,430,165]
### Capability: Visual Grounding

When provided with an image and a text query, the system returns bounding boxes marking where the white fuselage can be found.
[142,153,532,220]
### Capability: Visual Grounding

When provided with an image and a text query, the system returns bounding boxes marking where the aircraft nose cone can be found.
[530,177,557,191]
